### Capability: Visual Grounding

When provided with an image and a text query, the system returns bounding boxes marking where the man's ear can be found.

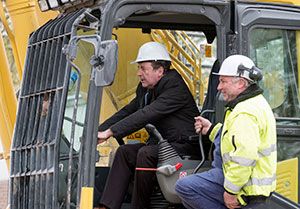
[239,78,248,90]
[157,66,165,77]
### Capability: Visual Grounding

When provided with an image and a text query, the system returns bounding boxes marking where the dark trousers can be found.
[100,143,159,209]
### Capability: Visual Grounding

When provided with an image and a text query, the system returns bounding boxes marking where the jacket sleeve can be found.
[209,123,222,143]
[98,95,139,132]
[110,80,190,138]
[223,113,260,194]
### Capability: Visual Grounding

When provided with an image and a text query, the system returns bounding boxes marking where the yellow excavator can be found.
[1,0,300,208]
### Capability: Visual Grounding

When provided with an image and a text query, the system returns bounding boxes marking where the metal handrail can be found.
[151,30,204,106]
[193,109,215,174]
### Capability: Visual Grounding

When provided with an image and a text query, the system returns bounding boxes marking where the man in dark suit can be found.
[96,42,200,209]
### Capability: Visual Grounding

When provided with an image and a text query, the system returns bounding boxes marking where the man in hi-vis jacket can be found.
[176,55,277,209]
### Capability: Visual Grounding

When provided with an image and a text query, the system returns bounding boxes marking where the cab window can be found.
[249,28,300,162]
[249,28,300,123]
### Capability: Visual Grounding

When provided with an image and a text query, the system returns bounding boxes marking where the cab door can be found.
[236,1,300,203]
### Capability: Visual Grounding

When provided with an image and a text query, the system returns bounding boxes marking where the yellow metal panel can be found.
[276,157,298,202]
[99,89,118,123]
[0,2,22,79]
[111,28,152,107]
[5,0,58,79]
[33,1,58,27]
[256,0,300,5]
[79,187,93,209]
[0,34,16,169]
[126,129,149,144]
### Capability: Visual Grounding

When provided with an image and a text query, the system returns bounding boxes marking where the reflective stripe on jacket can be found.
[209,94,277,202]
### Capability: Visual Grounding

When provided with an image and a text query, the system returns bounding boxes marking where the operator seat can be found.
[154,59,224,205]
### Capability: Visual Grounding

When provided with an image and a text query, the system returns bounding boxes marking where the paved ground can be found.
[0,180,8,209]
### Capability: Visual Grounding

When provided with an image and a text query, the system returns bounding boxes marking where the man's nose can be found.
[137,69,142,76]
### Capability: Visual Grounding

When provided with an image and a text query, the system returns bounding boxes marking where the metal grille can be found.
[10,10,85,209]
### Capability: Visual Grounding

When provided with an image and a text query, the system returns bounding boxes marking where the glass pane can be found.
[61,39,93,152]
[249,28,300,162]
[277,140,300,161]
[58,38,95,206]
[249,28,300,125]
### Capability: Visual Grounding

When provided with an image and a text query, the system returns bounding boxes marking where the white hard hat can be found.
[213,55,255,81]
[131,42,171,63]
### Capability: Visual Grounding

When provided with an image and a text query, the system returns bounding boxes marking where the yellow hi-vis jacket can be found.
[209,94,277,205]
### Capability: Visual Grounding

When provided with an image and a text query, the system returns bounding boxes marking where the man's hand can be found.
[194,116,212,135]
[97,129,113,144]
[223,191,241,209]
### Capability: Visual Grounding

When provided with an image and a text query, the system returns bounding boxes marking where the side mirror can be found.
[63,36,118,87]
[91,40,118,87]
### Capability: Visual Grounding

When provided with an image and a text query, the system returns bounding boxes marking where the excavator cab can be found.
[92,3,222,208]
[9,0,300,208]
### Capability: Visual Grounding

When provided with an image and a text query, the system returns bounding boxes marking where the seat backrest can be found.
[215,91,226,123]
[201,59,220,123]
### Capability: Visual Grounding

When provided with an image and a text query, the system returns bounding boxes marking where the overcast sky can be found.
[0,141,9,180]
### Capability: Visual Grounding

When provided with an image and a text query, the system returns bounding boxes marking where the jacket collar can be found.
[225,83,263,109]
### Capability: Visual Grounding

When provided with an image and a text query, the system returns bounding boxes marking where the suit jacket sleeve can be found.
[110,76,190,138]
[98,89,140,132]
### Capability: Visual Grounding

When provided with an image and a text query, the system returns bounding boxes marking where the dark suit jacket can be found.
[99,69,200,156]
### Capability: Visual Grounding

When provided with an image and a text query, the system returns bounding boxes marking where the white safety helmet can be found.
[131,42,171,63]
[213,55,256,81]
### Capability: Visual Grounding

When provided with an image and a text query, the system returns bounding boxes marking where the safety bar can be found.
[193,109,215,174]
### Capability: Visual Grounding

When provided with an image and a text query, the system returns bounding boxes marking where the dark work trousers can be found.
[100,143,159,209]
[175,129,225,209]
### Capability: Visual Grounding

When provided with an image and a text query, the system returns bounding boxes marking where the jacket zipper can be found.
[232,135,237,152]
